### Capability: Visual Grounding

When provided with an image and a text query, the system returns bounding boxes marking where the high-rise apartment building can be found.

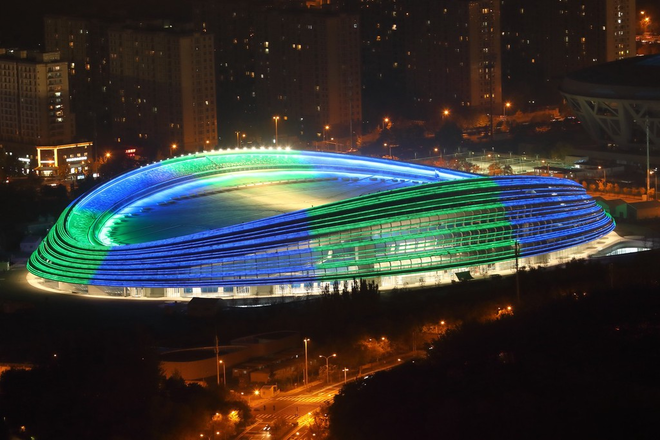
[43,15,112,144]
[107,22,217,155]
[501,0,636,108]
[403,0,501,117]
[0,50,74,147]
[356,0,407,119]
[468,1,502,115]
[192,0,263,140]
[255,9,362,146]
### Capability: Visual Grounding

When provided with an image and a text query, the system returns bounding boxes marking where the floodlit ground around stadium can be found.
[100,170,424,245]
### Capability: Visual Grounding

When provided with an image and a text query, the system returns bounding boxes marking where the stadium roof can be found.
[27,149,615,294]
[561,54,660,100]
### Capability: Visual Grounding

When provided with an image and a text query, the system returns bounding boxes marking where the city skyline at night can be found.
[1,0,650,156]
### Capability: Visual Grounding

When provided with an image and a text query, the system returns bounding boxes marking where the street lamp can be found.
[384,143,390,158]
[319,354,336,383]
[303,338,310,386]
[342,367,349,384]
[273,116,280,145]
[598,165,606,187]
[442,109,450,118]
[641,12,651,33]
[646,115,651,200]
[219,360,226,385]
[170,143,177,157]
[323,125,330,143]
[248,389,259,404]
[504,101,511,117]
[235,131,241,148]
[382,117,390,130]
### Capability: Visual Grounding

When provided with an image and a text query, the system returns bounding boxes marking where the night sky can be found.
[0,0,190,48]
[1,0,658,49]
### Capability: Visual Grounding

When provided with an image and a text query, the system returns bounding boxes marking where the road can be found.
[236,353,420,439]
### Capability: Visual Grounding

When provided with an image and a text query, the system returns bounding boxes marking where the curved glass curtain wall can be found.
[27,149,615,288]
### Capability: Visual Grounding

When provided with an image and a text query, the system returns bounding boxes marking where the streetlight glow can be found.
[319,353,337,383]
[323,125,330,144]
[598,165,606,187]
[219,360,226,385]
[303,338,310,386]
[273,116,280,145]
[504,101,511,117]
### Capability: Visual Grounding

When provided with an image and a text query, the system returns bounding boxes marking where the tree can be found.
[0,329,236,440]
[0,148,23,178]
[57,162,70,180]
[550,141,573,160]
[357,337,392,364]
[435,121,463,147]
[98,153,141,180]
[488,162,503,175]
[309,402,331,439]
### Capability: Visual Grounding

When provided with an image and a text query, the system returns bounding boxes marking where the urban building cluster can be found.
[0,0,643,182]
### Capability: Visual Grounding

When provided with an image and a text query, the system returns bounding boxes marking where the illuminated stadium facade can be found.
[28,149,615,300]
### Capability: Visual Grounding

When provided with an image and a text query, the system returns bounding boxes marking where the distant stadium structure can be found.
[561,54,660,150]
[28,149,615,300]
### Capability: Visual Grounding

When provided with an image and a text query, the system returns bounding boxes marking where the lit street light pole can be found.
[219,360,226,386]
[342,367,349,384]
[598,165,606,187]
[319,354,336,383]
[273,116,280,145]
[646,115,650,199]
[504,101,511,117]
[235,131,241,148]
[303,338,310,386]
[170,143,177,157]
[215,335,220,386]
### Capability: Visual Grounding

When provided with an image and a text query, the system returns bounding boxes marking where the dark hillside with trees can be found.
[329,281,660,439]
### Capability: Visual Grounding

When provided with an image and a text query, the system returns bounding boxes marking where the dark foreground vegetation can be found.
[0,327,251,440]
[328,259,660,439]
[1,249,660,439]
